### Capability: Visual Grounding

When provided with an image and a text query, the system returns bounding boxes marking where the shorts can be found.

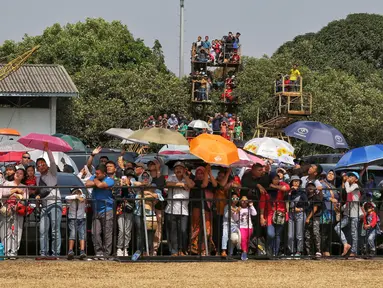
[68,218,86,241]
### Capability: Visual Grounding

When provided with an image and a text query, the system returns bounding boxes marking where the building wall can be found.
[0,107,53,135]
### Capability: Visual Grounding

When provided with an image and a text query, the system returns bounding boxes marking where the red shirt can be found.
[259,182,290,226]
[364,211,377,228]
[25,176,36,186]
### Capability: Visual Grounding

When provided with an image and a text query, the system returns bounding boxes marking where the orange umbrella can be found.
[0,128,21,136]
[190,134,239,166]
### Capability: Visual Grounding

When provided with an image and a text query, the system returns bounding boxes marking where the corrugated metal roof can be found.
[0,64,79,97]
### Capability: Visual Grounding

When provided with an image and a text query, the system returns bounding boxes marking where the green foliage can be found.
[0,18,190,147]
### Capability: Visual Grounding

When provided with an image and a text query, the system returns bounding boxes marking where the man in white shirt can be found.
[165,161,195,256]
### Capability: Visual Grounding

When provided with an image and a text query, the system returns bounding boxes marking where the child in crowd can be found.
[239,196,257,261]
[304,181,323,258]
[221,193,241,257]
[363,202,378,257]
[287,175,307,257]
[65,188,87,260]
[234,122,242,140]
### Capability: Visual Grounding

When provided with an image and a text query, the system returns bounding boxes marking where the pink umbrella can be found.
[17,133,72,152]
[230,149,265,167]
[0,152,24,162]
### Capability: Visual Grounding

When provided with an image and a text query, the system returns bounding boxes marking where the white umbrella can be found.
[244,137,294,160]
[0,140,34,152]
[188,120,210,129]
[29,150,79,174]
[104,128,148,145]
[278,155,295,165]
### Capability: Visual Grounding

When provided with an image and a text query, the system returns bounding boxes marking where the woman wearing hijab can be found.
[190,165,217,255]
[320,170,339,256]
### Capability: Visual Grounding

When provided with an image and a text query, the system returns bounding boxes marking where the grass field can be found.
[0,260,382,288]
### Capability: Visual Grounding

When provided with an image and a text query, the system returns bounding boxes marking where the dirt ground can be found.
[0,260,382,288]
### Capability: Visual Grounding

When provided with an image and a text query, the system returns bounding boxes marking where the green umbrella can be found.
[52,133,86,151]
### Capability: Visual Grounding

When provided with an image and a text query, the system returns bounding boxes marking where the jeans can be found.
[305,218,321,255]
[366,229,376,252]
[165,214,188,254]
[117,213,133,250]
[40,204,62,256]
[92,210,114,256]
[68,218,86,241]
[288,212,305,254]
[267,224,284,256]
[134,215,154,253]
[334,216,359,254]
[199,88,207,101]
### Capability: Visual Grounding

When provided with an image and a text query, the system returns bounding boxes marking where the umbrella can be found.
[278,155,295,166]
[336,144,383,169]
[0,128,21,136]
[126,127,189,146]
[28,150,79,174]
[18,133,72,152]
[0,140,34,152]
[52,133,86,151]
[244,137,294,160]
[0,152,24,162]
[188,120,210,129]
[105,128,149,145]
[284,121,348,149]
[159,144,190,155]
[229,149,265,167]
[190,134,239,166]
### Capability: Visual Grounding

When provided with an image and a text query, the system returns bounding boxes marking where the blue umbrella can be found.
[336,144,383,169]
[283,121,348,149]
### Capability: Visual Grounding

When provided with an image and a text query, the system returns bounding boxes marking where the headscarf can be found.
[138,170,153,185]
[195,166,205,181]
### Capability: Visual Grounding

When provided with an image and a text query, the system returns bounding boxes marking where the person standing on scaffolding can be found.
[289,64,301,92]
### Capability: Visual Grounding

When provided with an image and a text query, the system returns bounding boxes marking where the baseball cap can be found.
[306,180,316,188]
[135,162,146,169]
[346,171,359,180]
[173,161,186,169]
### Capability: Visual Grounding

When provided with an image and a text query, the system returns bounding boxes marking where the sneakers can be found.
[79,251,87,260]
[315,252,322,258]
[294,252,302,258]
[67,250,74,261]
[241,252,248,261]
[221,251,227,257]
[117,249,124,257]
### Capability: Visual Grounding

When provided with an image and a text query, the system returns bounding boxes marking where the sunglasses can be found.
[23,156,31,159]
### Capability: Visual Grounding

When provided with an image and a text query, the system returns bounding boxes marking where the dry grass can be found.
[0,260,382,288]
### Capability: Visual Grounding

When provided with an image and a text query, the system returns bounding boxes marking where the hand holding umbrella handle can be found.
[43,142,49,151]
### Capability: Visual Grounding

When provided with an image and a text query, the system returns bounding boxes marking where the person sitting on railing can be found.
[196,48,209,63]
[231,50,240,64]
[289,64,301,92]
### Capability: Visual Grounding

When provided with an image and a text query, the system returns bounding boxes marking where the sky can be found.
[2,0,383,76]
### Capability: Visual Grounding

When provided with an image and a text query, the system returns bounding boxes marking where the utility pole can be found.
[179,0,185,79]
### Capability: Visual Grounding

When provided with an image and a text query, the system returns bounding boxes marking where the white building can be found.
[0,64,78,135]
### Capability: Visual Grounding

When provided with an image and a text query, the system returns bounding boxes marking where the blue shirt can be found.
[90,175,115,214]
[202,41,211,49]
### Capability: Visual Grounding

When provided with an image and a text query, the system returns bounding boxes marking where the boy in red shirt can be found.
[363,202,378,257]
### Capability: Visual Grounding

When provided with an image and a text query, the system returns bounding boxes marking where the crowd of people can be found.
[1,146,382,260]
[142,112,243,141]
[192,32,241,65]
